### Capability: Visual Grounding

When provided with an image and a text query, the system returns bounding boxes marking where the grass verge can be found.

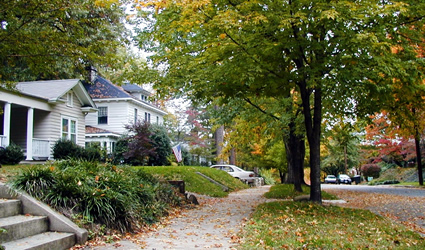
[239,201,425,249]
[264,184,338,200]
[137,166,248,197]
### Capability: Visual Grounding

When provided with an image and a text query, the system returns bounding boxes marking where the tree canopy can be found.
[136,0,425,202]
[0,0,131,82]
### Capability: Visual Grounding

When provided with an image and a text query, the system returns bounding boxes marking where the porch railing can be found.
[32,138,51,160]
[0,135,6,148]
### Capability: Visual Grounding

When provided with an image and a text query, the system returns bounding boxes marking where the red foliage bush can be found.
[361,164,381,178]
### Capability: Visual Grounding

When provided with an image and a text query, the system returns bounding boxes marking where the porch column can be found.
[26,107,34,160]
[3,102,11,147]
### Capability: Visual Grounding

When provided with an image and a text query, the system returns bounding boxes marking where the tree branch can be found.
[244,98,281,121]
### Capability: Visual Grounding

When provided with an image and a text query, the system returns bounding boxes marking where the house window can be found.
[145,112,147,122]
[62,117,77,143]
[156,116,159,124]
[148,113,151,122]
[134,109,138,124]
[98,107,108,124]
[66,92,73,107]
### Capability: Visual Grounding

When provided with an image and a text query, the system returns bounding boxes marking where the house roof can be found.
[17,79,78,100]
[84,76,167,115]
[122,83,151,95]
[84,77,132,99]
[85,126,121,137]
[15,79,97,109]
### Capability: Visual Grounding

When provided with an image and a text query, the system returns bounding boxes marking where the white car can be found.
[210,164,256,183]
[324,175,337,184]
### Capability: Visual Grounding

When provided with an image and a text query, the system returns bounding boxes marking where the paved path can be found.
[84,185,272,249]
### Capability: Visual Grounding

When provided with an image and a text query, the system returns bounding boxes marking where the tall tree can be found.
[136,0,425,202]
[0,0,131,82]
[322,119,361,175]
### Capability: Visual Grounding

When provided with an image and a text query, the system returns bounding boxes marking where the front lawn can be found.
[239,201,425,249]
[265,183,338,200]
[138,166,248,197]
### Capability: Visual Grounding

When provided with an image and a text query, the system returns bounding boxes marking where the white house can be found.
[83,76,167,153]
[0,79,97,160]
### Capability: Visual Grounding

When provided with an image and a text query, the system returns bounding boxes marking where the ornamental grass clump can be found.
[8,159,181,233]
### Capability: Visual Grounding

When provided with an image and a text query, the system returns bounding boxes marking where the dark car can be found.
[337,174,352,184]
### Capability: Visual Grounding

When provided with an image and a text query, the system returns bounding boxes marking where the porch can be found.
[1,101,53,160]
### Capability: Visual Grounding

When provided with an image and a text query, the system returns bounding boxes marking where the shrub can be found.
[8,160,181,234]
[52,139,102,161]
[52,139,82,160]
[0,143,25,165]
[81,143,103,161]
[361,164,381,179]
[148,124,171,166]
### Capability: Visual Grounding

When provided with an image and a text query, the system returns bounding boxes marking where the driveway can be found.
[82,185,272,249]
[322,184,425,235]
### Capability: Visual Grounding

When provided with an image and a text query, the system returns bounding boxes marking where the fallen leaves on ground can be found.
[325,189,425,235]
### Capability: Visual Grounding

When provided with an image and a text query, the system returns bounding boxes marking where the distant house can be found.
[83,75,167,154]
[0,79,97,160]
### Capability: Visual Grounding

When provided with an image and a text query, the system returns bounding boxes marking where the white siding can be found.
[45,91,86,147]
[85,99,166,137]
[85,101,130,135]
[129,101,164,125]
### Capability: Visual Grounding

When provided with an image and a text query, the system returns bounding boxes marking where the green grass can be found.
[264,184,339,200]
[396,182,425,187]
[239,201,425,249]
[137,166,248,197]
[0,164,32,181]
[3,165,248,197]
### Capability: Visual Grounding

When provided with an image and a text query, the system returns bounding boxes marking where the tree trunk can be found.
[279,169,285,184]
[214,125,224,164]
[415,127,424,186]
[299,81,322,203]
[344,145,348,174]
[229,147,236,165]
[284,122,306,192]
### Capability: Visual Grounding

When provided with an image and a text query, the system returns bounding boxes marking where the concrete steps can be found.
[0,199,75,250]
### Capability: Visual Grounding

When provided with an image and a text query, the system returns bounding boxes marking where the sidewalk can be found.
[83,185,272,249]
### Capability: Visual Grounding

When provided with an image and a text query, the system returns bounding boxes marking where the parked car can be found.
[337,174,352,184]
[210,164,256,183]
[324,175,337,184]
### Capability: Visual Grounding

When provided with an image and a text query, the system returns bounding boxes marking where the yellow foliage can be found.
[94,0,119,8]
[251,143,263,155]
